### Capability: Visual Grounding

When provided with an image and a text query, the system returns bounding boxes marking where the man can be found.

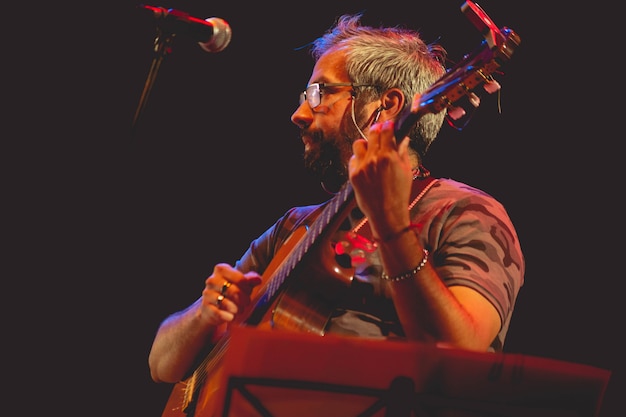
[149,13,524,388]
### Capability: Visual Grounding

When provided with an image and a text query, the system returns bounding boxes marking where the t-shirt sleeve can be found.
[417,181,525,350]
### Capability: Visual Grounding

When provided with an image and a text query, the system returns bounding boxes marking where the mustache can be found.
[299,129,323,144]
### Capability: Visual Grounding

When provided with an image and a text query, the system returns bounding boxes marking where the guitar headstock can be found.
[395,1,521,139]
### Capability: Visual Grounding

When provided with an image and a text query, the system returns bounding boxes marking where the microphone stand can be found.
[131,27,176,134]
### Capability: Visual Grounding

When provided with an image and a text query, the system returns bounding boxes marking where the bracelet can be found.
[380,249,429,281]
[373,223,419,243]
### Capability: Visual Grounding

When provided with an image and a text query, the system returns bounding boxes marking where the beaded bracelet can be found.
[380,249,429,281]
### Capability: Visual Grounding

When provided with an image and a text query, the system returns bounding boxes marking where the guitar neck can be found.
[245,180,356,325]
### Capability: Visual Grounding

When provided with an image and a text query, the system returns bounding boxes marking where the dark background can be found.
[8,1,621,416]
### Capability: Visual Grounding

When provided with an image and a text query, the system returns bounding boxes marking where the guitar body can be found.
[162,221,356,417]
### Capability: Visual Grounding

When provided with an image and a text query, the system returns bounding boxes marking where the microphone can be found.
[139,4,232,53]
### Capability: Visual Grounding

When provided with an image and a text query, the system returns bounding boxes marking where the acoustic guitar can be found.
[161,2,521,416]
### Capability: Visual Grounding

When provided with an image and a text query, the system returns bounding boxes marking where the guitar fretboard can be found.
[248,181,355,322]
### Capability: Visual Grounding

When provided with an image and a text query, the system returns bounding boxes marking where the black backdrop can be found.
[8,1,622,416]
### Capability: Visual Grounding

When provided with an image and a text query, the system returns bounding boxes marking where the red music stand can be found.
[213,326,610,417]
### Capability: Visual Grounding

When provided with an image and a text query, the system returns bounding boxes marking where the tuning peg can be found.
[447,106,466,120]
[468,92,481,108]
[483,79,501,94]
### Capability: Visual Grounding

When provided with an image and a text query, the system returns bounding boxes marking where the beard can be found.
[303,135,350,193]
[302,104,367,193]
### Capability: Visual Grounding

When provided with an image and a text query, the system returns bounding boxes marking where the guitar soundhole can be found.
[335,251,352,268]
[334,231,377,268]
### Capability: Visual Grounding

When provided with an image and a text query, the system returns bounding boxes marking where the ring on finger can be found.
[216,294,225,308]
[221,280,232,295]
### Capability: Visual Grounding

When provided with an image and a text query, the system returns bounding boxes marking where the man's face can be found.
[290,50,369,190]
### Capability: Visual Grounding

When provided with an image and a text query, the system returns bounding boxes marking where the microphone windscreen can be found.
[199,17,232,53]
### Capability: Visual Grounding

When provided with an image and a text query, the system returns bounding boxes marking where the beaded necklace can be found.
[351,166,436,234]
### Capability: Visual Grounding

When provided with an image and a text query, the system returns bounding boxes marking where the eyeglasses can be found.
[299,83,375,109]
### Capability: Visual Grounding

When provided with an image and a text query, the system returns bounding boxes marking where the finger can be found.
[215,294,225,308]
[366,121,383,149]
[220,280,232,296]
[351,138,368,157]
[217,310,235,322]
[237,273,263,291]
[206,264,246,294]
[200,289,234,324]
[213,292,237,320]
[213,263,242,283]
[398,136,410,158]
[227,274,261,307]
[378,120,399,150]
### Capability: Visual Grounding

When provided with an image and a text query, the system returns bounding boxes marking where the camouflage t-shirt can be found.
[234,177,524,352]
